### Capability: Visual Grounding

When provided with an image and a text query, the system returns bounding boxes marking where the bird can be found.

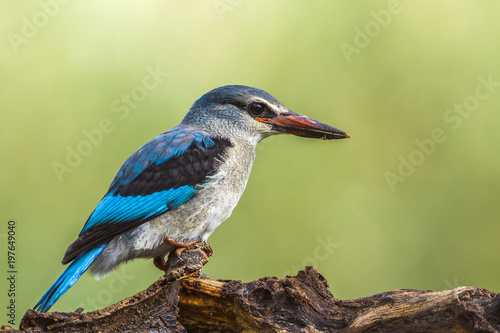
[34,85,349,312]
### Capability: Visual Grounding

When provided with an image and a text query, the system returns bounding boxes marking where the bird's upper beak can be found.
[256,111,349,140]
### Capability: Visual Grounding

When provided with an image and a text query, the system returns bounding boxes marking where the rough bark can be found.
[2,242,499,333]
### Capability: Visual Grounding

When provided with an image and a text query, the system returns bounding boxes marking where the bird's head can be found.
[183,85,349,145]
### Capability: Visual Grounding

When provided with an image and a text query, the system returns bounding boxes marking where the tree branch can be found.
[2,243,498,333]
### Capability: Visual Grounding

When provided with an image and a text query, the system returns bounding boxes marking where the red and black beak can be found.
[256,111,349,140]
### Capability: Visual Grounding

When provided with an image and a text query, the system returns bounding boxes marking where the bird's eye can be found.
[248,102,267,117]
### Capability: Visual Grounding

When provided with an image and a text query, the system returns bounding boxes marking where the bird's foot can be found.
[153,256,166,272]
[164,237,201,260]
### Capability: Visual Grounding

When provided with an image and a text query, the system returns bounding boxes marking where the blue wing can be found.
[62,126,232,264]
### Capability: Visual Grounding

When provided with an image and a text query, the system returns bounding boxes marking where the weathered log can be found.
[1,242,498,333]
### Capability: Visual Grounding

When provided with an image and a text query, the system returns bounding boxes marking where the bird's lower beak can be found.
[256,111,349,140]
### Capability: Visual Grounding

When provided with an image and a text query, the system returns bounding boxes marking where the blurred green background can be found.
[2,0,500,327]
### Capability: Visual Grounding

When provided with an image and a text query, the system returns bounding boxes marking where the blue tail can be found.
[34,243,108,312]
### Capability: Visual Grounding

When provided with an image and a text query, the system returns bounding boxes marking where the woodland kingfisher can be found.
[34,85,349,312]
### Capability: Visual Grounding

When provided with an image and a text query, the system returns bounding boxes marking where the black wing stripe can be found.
[114,138,232,197]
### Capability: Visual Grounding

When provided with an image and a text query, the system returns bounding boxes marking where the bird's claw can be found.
[164,237,201,262]
[174,247,185,261]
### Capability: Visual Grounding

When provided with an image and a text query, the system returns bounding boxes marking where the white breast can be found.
[90,140,255,276]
